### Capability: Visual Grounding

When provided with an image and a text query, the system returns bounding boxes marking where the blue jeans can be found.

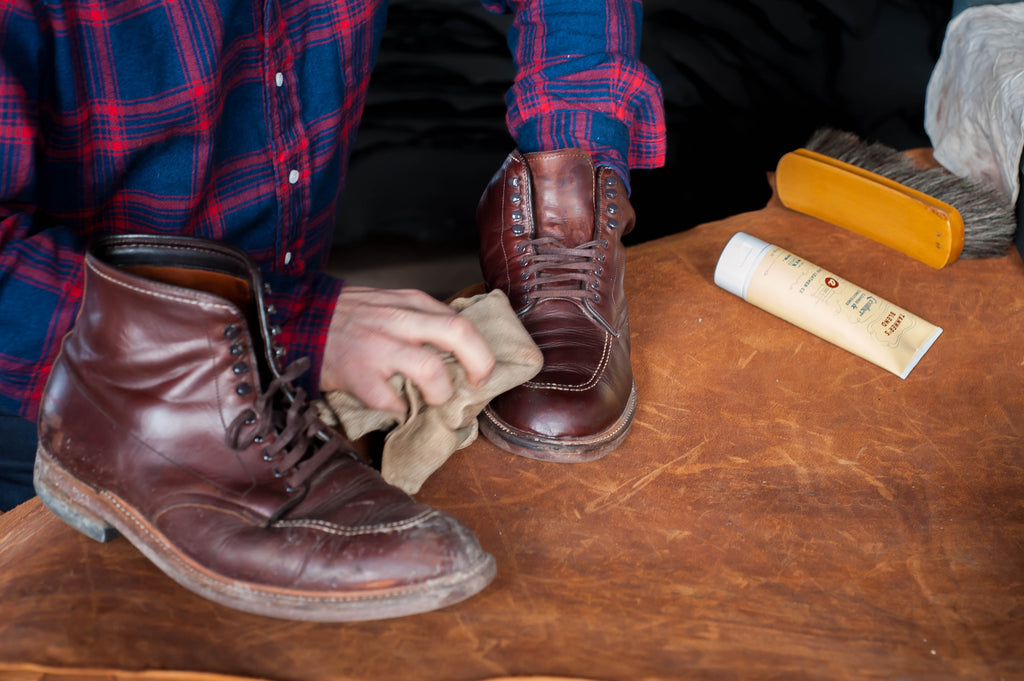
[1016,150,1024,260]
[0,406,37,511]
[952,0,1020,17]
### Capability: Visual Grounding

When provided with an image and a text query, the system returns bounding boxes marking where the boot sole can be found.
[33,446,496,622]
[479,382,638,463]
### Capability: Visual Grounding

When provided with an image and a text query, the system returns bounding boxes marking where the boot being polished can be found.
[34,235,495,621]
[477,149,638,462]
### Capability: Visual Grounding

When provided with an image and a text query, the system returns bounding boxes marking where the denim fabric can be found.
[1015,149,1024,260]
[952,0,1021,18]
[0,406,36,511]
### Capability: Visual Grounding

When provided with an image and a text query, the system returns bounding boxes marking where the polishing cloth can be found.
[322,289,543,494]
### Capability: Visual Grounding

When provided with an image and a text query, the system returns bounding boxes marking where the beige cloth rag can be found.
[321,289,543,494]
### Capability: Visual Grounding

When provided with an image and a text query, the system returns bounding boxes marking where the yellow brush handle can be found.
[775,148,965,269]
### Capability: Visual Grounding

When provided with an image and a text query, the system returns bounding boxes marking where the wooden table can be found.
[2,194,1022,681]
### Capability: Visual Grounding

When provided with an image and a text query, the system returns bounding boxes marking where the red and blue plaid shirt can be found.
[0,0,665,421]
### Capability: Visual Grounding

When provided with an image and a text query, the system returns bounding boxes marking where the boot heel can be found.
[33,446,120,543]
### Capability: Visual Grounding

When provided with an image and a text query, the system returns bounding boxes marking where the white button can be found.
[288,169,299,184]
[275,72,284,87]
[284,251,293,265]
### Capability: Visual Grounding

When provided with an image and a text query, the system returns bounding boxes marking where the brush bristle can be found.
[805,128,1017,259]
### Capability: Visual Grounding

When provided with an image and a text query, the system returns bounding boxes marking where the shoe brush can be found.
[775,128,1017,268]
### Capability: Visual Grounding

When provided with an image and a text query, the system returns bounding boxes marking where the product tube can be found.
[714,232,942,379]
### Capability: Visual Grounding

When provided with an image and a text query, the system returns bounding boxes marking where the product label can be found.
[745,247,941,377]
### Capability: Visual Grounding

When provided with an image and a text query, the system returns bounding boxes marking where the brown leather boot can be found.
[34,235,495,621]
[476,149,637,462]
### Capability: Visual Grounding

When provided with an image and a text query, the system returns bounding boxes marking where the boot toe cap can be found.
[154,501,495,619]
[482,379,638,462]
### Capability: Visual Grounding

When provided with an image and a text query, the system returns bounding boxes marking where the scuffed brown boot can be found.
[34,235,495,621]
[476,149,638,462]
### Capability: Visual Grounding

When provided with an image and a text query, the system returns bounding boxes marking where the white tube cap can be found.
[714,232,772,299]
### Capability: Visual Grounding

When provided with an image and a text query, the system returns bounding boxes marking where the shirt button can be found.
[288,169,299,184]
[275,72,284,87]
[284,251,293,265]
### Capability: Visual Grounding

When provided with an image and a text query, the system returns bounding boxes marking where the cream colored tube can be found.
[714,232,942,379]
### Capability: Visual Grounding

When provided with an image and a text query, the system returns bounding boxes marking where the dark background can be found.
[334,0,953,251]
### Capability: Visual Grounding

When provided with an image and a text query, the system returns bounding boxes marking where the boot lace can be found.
[226,357,350,498]
[518,236,606,304]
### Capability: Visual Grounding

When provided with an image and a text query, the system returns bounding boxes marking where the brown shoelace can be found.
[226,358,350,502]
[517,236,606,304]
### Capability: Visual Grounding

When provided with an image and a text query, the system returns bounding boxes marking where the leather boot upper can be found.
[37,235,493,615]
[477,149,636,454]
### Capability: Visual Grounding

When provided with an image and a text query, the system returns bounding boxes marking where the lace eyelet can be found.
[244,413,257,425]
[598,254,607,263]
[605,189,618,200]
[223,324,241,339]
[607,218,619,230]
[600,239,609,249]
[510,193,521,204]
[236,382,253,397]
[593,293,601,302]
[272,466,286,478]
[595,266,603,276]
[262,449,274,461]
[229,342,245,357]
[508,176,520,187]
[607,203,619,215]
[254,436,265,445]
[520,271,530,281]
[232,361,249,375]
[604,175,617,187]
[516,243,526,254]
[520,257,529,266]
[270,324,282,336]
[591,281,601,290]
[265,304,276,315]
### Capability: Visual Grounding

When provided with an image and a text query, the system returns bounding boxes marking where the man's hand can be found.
[320,286,496,414]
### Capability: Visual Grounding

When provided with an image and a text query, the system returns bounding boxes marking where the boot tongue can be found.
[525,151,596,246]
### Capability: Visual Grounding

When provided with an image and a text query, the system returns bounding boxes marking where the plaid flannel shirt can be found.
[0,0,665,420]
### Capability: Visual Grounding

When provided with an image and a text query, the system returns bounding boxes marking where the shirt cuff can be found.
[515,111,633,193]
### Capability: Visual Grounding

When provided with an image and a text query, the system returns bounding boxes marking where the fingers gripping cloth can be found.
[322,290,544,494]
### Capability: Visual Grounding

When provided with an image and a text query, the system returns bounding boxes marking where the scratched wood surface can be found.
[1,197,1022,681]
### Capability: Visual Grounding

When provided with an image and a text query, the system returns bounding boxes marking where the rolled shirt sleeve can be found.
[481,0,667,190]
